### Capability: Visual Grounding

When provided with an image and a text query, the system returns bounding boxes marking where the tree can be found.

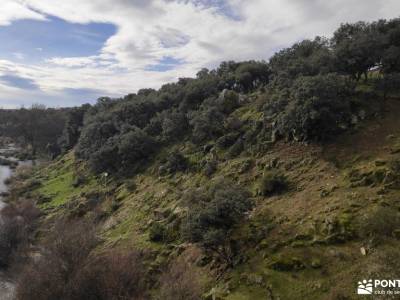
[332,22,381,81]
[234,61,270,92]
[118,127,156,172]
[189,107,225,144]
[269,37,334,79]
[0,105,67,156]
[58,104,91,152]
[161,110,188,142]
[267,73,355,141]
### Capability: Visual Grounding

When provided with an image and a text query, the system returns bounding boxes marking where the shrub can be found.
[0,200,40,267]
[181,180,252,265]
[360,206,400,240]
[118,127,156,171]
[161,110,188,142]
[149,222,167,242]
[217,90,240,114]
[158,259,203,300]
[189,107,224,144]
[0,217,26,268]
[161,151,188,174]
[259,171,288,196]
[16,219,99,300]
[89,141,119,173]
[227,139,244,158]
[216,133,240,149]
[67,250,148,300]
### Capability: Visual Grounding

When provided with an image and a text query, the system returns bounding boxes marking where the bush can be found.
[360,206,400,240]
[189,107,224,144]
[227,139,244,158]
[89,141,119,173]
[161,110,188,142]
[158,259,203,300]
[181,180,252,265]
[86,126,156,174]
[259,171,288,196]
[0,200,40,268]
[161,151,188,174]
[16,219,99,300]
[118,127,157,171]
[217,90,240,114]
[67,250,148,300]
[17,249,148,300]
[149,222,167,242]
[216,132,240,149]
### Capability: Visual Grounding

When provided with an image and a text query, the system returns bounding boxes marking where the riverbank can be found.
[0,145,35,300]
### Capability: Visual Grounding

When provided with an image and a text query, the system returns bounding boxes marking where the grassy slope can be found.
[30,97,400,300]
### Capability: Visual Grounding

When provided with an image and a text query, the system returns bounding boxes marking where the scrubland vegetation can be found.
[1,18,400,299]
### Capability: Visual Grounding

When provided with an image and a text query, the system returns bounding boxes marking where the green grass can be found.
[38,170,75,208]
[34,153,98,210]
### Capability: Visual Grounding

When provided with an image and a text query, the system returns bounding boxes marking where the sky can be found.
[0,0,399,108]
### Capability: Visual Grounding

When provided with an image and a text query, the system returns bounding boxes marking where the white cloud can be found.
[0,0,400,107]
[0,0,46,26]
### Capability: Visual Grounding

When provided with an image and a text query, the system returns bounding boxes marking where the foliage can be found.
[181,180,252,265]
[58,104,91,152]
[118,127,156,172]
[79,125,156,174]
[1,18,399,179]
[227,139,244,158]
[189,106,225,144]
[0,104,67,156]
[269,37,335,79]
[216,132,240,149]
[332,22,381,80]
[266,73,356,141]
[160,151,189,175]
[259,170,288,196]
[149,222,168,242]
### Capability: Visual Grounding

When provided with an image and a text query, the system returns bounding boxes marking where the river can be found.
[0,145,32,300]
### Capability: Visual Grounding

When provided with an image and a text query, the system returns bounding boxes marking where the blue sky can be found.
[0,0,399,108]
[0,16,116,63]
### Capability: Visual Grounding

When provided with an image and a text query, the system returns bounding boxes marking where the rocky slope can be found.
[12,95,400,299]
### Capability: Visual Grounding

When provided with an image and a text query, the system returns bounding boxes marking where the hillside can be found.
[1,18,400,300]
[4,94,397,299]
